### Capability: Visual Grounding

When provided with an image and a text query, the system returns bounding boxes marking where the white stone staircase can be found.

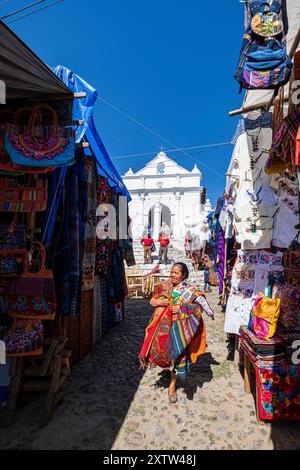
[125,239,205,290]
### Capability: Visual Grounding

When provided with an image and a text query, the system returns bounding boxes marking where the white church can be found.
[123,151,212,241]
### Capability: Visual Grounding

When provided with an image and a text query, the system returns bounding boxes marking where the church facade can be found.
[123,151,212,241]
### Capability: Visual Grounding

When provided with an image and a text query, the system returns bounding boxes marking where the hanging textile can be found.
[52,154,87,317]
[81,156,98,291]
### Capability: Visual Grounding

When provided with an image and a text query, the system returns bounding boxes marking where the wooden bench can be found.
[2,337,71,427]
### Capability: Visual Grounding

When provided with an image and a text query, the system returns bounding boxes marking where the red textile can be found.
[139,306,172,368]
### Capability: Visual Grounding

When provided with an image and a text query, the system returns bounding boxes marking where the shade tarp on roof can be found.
[52,65,131,200]
[0,20,71,100]
[243,0,300,109]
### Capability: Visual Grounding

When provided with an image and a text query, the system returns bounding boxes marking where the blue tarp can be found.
[52,65,130,200]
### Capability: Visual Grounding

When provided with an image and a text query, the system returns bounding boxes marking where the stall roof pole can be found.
[229,27,300,118]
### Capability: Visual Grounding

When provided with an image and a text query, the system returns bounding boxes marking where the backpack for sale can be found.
[235,1,292,91]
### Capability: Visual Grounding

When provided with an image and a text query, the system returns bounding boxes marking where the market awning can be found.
[0,20,72,100]
[52,65,131,200]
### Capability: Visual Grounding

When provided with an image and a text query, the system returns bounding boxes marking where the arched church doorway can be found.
[148,204,171,240]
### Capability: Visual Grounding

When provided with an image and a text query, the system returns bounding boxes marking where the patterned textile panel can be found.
[256,364,300,421]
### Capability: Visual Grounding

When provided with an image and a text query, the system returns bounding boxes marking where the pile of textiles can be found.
[240,327,286,366]
[256,364,300,421]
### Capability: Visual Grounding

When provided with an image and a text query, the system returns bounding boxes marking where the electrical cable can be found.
[96,95,228,179]
[1,0,48,19]
[5,0,64,24]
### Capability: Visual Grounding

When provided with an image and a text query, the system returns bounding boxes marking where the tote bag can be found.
[5,104,75,168]
[8,242,57,320]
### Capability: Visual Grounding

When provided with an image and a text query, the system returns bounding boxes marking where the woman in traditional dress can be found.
[139,262,215,403]
[184,231,193,258]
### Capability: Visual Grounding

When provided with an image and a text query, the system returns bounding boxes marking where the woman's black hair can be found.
[173,262,189,280]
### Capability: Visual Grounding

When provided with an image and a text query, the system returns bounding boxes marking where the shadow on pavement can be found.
[153,352,220,401]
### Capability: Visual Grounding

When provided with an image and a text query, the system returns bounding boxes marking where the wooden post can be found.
[244,353,251,394]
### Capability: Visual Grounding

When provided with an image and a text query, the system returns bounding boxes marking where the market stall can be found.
[219,0,300,422]
[0,23,132,425]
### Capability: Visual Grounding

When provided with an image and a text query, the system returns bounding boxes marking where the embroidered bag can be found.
[249,293,281,341]
[0,215,27,253]
[0,216,27,275]
[8,242,57,320]
[4,104,75,168]
[1,319,44,357]
[0,176,48,212]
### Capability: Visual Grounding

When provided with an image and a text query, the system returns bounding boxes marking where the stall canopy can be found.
[53,65,131,200]
[0,20,72,100]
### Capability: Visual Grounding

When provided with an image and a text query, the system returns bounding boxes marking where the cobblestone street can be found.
[0,288,299,450]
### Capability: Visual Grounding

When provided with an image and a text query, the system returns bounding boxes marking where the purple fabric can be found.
[218,228,225,296]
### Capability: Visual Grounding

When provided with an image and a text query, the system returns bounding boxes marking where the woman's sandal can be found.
[168,390,178,403]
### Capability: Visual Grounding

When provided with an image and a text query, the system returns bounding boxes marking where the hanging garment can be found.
[52,155,87,317]
[273,196,299,248]
[224,295,255,335]
[81,156,98,291]
[253,251,284,296]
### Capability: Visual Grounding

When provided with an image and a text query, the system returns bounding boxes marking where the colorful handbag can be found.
[0,176,48,212]
[0,216,27,253]
[4,104,75,168]
[0,108,56,174]
[8,242,56,320]
[249,293,281,341]
[1,319,44,357]
[0,216,27,275]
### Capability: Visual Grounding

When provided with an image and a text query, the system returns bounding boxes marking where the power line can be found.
[95,95,226,179]
[1,0,48,19]
[5,0,64,24]
[111,142,231,160]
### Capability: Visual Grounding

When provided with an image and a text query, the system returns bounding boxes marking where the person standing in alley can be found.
[184,230,193,258]
[202,255,212,293]
[141,231,154,264]
[158,232,170,265]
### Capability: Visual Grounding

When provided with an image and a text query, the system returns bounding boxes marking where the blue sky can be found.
[1,0,246,205]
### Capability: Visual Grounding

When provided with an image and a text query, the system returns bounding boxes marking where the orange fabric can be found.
[188,318,207,364]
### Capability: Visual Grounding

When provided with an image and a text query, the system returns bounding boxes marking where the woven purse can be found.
[8,241,57,320]
[2,319,44,357]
